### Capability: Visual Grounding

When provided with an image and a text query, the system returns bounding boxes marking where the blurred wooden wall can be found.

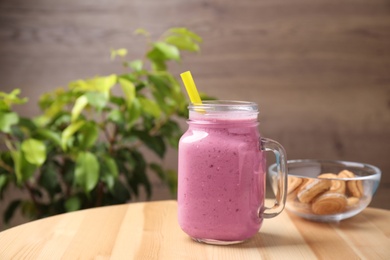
[1,0,389,228]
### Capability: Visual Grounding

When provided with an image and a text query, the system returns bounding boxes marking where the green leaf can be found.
[127,98,142,127]
[116,48,128,56]
[153,42,180,61]
[0,89,28,111]
[21,138,47,166]
[38,91,54,110]
[110,48,128,60]
[69,75,117,99]
[65,196,81,212]
[35,129,61,147]
[40,99,65,125]
[167,169,178,195]
[164,35,200,52]
[102,173,115,191]
[93,75,118,97]
[10,151,22,183]
[134,28,150,36]
[128,59,143,71]
[128,151,151,198]
[9,127,24,143]
[100,156,118,191]
[46,112,71,130]
[21,200,38,219]
[78,122,99,149]
[11,150,36,184]
[39,161,60,196]
[75,152,100,193]
[148,74,171,94]
[110,96,126,107]
[108,109,124,124]
[61,120,85,151]
[118,73,137,83]
[134,131,166,158]
[18,117,37,133]
[68,79,88,91]
[101,156,118,178]
[63,158,76,185]
[147,74,176,114]
[135,82,147,92]
[160,120,182,148]
[138,97,161,118]
[151,90,173,115]
[85,92,107,111]
[118,78,136,107]
[149,163,165,181]
[0,174,7,194]
[71,95,88,122]
[151,60,167,71]
[4,200,22,224]
[166,169,178,195]
[110,179,131,202]
[169,27,202,42]
[0,111,19,133]
[147,48,165,62]
[115,148,136,173]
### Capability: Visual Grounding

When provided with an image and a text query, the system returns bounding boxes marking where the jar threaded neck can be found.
[189,100,259,120]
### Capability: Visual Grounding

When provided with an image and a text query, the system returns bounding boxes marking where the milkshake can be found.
[178,116,265,243]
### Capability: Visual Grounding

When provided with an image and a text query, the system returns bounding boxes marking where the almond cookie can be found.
[297,179,332,203]
[318,173,346,194]
[287,176,304,194]
[290,199,312,215]
[312,192,348,215]
[338,170,364,198]
[287,176,305,201]
[347,197,360,207]
[338,170,355,178]
[347,180,364,198]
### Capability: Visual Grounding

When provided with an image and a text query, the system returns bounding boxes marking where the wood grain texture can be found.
[0,0,389,229]
[0,200,389,259]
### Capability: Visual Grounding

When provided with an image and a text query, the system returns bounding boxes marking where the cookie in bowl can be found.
[269,160,381,222]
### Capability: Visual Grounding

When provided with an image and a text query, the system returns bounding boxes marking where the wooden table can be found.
[0,200,389,259]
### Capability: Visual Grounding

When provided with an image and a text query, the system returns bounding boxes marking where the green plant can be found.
[0,28,206,225]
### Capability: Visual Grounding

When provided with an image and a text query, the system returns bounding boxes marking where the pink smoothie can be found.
[178,118,265,242]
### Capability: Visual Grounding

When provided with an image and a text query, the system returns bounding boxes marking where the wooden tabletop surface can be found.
[0,200,389,259]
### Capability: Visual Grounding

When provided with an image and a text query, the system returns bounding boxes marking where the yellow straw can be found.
[180,71,202,104]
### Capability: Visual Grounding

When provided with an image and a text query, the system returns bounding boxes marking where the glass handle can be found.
[260,137,287,218]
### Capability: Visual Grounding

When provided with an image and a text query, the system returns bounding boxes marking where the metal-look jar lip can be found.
[188,100,258,112]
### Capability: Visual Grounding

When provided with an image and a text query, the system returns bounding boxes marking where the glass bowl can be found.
[268,159,381,222]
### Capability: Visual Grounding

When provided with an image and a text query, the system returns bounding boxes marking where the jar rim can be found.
[188,100,258,112]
